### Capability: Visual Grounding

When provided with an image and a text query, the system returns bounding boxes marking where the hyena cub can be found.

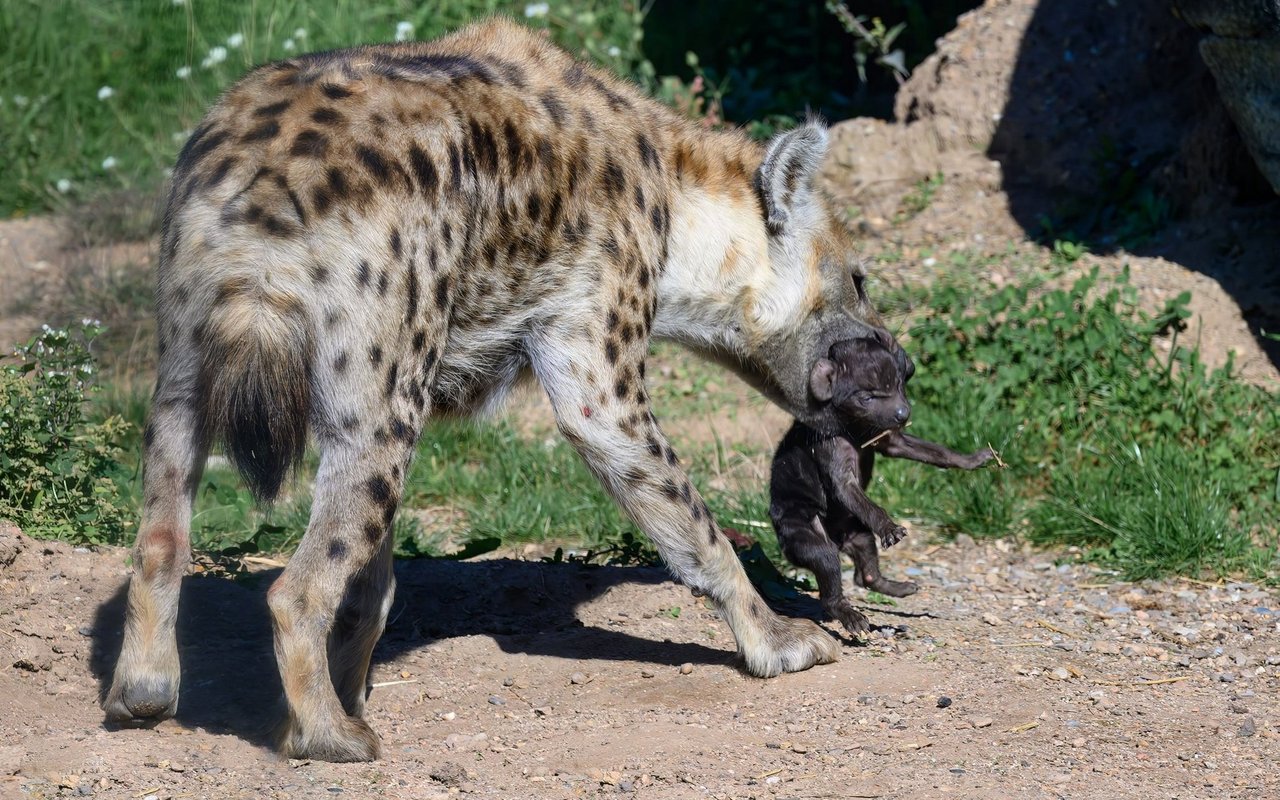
[104,19,892,761]
[770,333,993,635]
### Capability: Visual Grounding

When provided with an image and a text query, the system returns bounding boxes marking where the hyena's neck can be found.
[651,128,776,362]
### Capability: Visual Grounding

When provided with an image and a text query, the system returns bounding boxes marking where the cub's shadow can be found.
[90,558,817,747]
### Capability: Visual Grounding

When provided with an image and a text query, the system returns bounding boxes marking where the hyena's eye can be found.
[852,272,867,302]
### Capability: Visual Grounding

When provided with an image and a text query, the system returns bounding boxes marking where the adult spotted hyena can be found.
[105,19,887,761]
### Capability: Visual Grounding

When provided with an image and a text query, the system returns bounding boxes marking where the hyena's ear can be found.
[756,122,829,236]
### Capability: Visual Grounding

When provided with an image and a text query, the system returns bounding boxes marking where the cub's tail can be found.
[197,277,313,502]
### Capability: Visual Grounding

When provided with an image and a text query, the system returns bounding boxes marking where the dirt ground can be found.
[3,1,1280,798]
[3,523,1278,800]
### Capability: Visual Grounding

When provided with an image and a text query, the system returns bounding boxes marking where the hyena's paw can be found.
[865,575,919,598]
[741,611,841,678]
[278,713,382,763]
[103,669,179,725]
[825,600,872,637]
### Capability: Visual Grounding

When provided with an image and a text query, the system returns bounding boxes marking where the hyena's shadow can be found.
[91,558,733,744]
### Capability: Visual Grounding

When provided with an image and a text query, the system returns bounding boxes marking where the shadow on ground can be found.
[987,0,1280,370]
[89,558,828,749]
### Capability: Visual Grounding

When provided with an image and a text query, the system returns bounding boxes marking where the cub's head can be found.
[808,330,915,435]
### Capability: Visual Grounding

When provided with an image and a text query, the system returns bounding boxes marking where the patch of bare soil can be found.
[2,523,1278,799]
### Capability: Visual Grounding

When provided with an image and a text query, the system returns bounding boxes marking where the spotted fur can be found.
[104,19,884,762]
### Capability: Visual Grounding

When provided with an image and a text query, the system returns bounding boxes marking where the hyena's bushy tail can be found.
[197,278,313,503]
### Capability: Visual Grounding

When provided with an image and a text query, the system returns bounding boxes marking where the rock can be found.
[1239,717,1257,737]
[444,732,488,751]
[1230,702,1249,714]
[640,669,655,678]
[502,677,516,687]
[1048,667,1071,681]
[981,612,1003,627]
[569,672,589,685]
[969,716,994,729]
[487,695,506,706]
[678,663,693,675]
[937,696,953,709]
[431,762,468,787]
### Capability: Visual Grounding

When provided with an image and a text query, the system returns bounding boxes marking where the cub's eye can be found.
[855,391,874,403]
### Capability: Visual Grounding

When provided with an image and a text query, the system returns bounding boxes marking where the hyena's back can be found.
[160,19,705,499]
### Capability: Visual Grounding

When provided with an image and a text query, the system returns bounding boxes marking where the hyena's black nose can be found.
[894,405,911,424]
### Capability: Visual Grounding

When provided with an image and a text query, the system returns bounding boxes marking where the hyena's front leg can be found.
[104,394,207,724]
[530,334,838,678]
[267,437,410,762]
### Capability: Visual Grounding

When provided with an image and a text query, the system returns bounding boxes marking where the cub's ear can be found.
[809,357,837,403]
[756,122,829,236]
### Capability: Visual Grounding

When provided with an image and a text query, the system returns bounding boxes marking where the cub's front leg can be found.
[819,438,907,550]
[530,330,839,678]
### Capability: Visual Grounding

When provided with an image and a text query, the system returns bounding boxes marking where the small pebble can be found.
[1239,717,1257,737]
[679,663,693,675]
[981,613,1003,627]
[1049,667,1071,681]
[969,716,994,729]
[640,669,655,678]
[570,672,589,685]
[487,695,505,706]
[502,677,515,687]
[937,696,953,709]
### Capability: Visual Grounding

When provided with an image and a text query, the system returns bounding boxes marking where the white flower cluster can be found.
[97,86,114,101]
[201,46,227,68]
[525,3,549,19]
[395,21,414,42]
[226,32,245,49]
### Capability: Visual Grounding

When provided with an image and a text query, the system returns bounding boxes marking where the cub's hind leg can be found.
[844,531,918,598]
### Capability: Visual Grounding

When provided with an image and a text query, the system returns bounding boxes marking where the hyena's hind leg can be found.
[328,531,395,719]
[267,436,412,762]
[103,389,209,723]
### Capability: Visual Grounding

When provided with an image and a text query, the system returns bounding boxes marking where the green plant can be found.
[875,265,1279,578]
[895,172,943,223]
[826,1,910,84]
[0,321,134,543]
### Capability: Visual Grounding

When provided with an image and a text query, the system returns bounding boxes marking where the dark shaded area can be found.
[986,0,1280,369]
[643,0,982,122]
[90,558,832,748]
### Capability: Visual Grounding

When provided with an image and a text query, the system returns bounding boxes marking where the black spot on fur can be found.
[327,539,347,560]
[615,377,628,400]
[363,522,382,543]
[405,259,419,323]
[321,83,353,99]
[357,260,371,288]
[384,363,399,399]
[390,417,414,443]
[469,120,498,173]
[602,158,625,198]
[408,143,438,196]
[636,133,658,170]
[412,330,425,352]
[390,228,402,260]
[175,125,227,174]
[253,99,292,118]
[367,475,393,506]
[311,106,343,125]
[539,91,567,126]
[205,156,237,190]
[435,276,450,309]
[333,352,349,373]
[309,264,329,284]
[503,121,525,174]
[605,341,618,364]
[242,120,280,143]
[357,145,394,187]
[290,129,328,158]
[371,53,497,85]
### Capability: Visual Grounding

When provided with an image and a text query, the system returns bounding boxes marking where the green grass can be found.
[0,0,647,217]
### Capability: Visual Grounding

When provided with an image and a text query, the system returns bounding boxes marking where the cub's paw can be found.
[965,448,996,469]
[877,525,907,549]
[826,601,871,637]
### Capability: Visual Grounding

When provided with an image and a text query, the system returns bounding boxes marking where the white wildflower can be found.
[175,65,192,79]
[282,38,296,52]
[56,179,72,193]
[97,85,114,101]
[13,95,28,107]
[202,46,227,68]
[394,21,414,42]
[607,45,621,58]
[226,33,245,49]
[524,3,549,19]
[101,156,118,170]
[294,27,307,40]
